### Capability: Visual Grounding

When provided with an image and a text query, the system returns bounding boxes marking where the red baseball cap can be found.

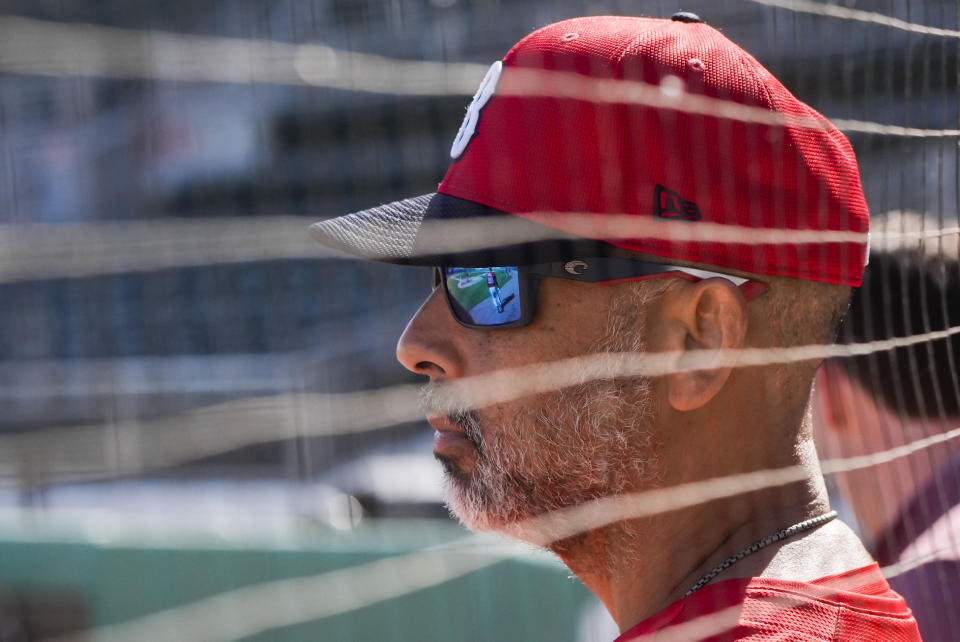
[311,14,870,286]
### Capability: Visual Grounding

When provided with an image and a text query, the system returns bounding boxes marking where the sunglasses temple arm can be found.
[668,267,767,300]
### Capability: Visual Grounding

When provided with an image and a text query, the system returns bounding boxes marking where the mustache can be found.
[418,382,465,416]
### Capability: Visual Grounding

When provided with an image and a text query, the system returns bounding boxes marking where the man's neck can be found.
[549,462,872,633]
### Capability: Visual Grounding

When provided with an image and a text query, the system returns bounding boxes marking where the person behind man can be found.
[312,14,921,640]
[814,235,960,641]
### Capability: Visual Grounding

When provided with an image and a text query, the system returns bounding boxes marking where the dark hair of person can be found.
[832,248,960,419]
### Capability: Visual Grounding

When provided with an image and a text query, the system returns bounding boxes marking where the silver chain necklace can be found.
[684,510,839,597]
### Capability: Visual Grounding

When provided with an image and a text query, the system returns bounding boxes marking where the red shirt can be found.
[486,271,497,287]
[615,564,921,641]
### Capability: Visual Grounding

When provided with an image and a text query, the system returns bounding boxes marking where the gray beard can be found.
[423,286,663,537]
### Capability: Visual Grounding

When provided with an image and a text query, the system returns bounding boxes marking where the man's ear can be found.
[661,278,748,412]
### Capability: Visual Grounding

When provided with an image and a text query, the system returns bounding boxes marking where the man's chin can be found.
[439,470,510,534]
[444,501,584,548]
[435,453,472,486]
[439,477,563,545]
[441,475,637,548]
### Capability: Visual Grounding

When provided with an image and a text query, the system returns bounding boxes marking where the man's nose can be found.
[396,289,462,380]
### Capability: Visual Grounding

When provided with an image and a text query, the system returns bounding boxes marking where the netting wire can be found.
[0,1,958,641]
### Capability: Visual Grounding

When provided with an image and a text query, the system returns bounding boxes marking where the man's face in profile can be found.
[399,275,663,533]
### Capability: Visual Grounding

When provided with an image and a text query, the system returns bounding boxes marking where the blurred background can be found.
[0,0,956,640]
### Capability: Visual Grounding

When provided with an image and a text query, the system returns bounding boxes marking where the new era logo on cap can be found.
[654,185,702,221]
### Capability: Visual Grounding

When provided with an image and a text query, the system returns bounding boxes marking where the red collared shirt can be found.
[615,563,921,641]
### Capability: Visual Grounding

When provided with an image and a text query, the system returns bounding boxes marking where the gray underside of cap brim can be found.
[310,194,430,262]
[311,192,615,266]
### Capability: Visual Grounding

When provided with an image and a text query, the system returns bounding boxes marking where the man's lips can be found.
[428,416,478,469]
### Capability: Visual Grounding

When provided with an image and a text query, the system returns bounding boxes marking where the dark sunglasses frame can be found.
[434,257,764,330]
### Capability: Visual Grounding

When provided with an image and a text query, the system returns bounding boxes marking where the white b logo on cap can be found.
[450,60,503,159]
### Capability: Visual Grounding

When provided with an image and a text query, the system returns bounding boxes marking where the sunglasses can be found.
[434,257,765,329]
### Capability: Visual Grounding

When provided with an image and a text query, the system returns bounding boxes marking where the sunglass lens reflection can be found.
[443,267,522,326]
